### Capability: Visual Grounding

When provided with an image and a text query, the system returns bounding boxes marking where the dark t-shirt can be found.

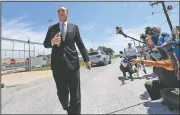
[153,67,179,88]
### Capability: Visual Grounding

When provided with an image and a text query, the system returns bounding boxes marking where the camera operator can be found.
[119,51,134,81]
[145,27,160,48]
[132,47,179,101]
[144,26,179,78]
[173,26,180,62]
[158,31,180,78]
[116,26,179,110]
[141,27,161,61]
[157,27,180,111]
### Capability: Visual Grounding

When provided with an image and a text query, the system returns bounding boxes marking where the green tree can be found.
[97,46,115,55]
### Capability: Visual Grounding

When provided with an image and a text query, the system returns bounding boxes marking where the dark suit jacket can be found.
[43,22,89,70]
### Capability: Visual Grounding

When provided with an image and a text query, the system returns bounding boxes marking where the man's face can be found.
[57,7,68,22]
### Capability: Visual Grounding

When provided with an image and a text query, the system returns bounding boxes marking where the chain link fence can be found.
[1,37,51,75]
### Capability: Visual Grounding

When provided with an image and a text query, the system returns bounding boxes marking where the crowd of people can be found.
[119,26,180,111]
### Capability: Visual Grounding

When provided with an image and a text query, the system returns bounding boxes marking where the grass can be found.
[31,56,120,72]
[31,66,51,71]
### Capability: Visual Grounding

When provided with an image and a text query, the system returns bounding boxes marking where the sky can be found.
[1,1,179,58]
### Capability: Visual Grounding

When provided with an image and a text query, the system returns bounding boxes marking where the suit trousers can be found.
[52,60,81,114]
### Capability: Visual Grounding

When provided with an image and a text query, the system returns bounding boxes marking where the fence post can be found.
[28,39,31,71]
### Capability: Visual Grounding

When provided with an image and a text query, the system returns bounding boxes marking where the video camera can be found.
[145,27,153,35]
[145,26,161,36]
[140,34,147,40]
[116,27,123,34]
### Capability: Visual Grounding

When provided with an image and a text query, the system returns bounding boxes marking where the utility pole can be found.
[150,1,174,34]
[162,2,173,33]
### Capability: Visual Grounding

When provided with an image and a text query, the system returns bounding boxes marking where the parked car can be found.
[88,50,111,66]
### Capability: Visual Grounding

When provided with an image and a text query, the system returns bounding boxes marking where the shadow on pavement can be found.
[143,101,179,114]
[106,100,151,115]
[118,76,130,85]
[141,73,157,80]
[106,100,178,115]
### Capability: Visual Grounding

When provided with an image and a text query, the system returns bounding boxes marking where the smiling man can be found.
[43,6,91,114]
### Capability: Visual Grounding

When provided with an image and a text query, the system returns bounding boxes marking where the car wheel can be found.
[109,60,112,64]
[103,59,106,66]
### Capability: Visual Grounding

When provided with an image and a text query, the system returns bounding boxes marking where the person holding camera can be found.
[132,47,179,100]
[157,32,180,78]
[144,26,179,78]
[119,56,134,82]
[172,26,180,62]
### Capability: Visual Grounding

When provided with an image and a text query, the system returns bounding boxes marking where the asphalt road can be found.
[1,58,178,114]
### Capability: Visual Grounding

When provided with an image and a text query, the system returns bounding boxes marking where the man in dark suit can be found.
[43,6,91,114]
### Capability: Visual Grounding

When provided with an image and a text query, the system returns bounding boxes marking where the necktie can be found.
[61,23,66,41]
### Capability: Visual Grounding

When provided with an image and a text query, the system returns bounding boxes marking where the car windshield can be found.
[88,52,99,56]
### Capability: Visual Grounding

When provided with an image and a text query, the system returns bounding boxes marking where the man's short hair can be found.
[57,7,68,13]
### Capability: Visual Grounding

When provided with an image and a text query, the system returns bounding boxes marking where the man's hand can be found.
[85,61,91,70]
[52,33,61,46]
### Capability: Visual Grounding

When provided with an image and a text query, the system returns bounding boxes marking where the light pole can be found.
[28,38,31,71]
[47,19,53,66]
[92,40,94,50]
[48,20,53,26]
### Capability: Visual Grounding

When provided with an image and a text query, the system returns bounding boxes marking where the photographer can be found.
[141,27,160,61]
[157,31,179,78]
[119,51,134,81]
[145,27,160,48]
[116,26,179,110]
[119,56,134,81]
[132,47,179,101]
[172,26,180,62]
[158,27,180,111]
